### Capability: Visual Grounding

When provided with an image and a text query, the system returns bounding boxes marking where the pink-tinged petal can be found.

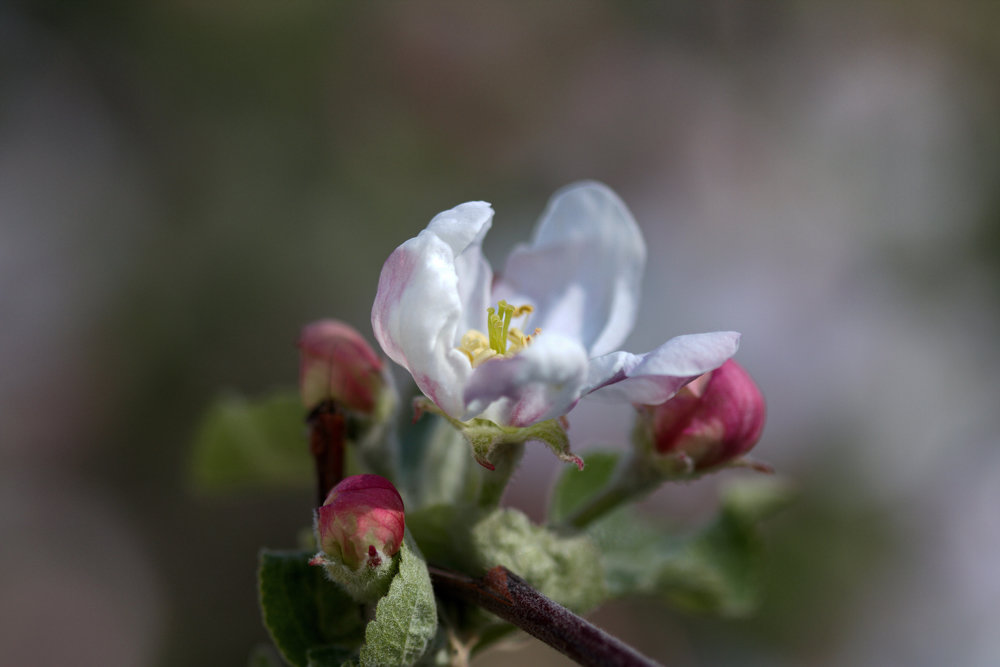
[584,331,741,405]
[371,202,494,419]
[462,333,589,426]
[494,182,645,356]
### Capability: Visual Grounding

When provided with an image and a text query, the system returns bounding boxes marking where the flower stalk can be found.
[476,442,524,508]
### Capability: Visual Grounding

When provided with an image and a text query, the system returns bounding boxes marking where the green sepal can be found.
[191,392,309,493]
[310,549,399,604]
[358,535,438,666]
[471,508,607,613]
[257,550,365,667]
[413,398,582,470]
[547,450,620,524]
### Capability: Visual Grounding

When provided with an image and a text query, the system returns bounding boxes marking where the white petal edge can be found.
[583,331,742,405]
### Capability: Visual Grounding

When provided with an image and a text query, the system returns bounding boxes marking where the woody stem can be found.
[428,565,662,667]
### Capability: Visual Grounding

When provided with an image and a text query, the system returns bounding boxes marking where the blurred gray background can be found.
[3,1,1000,665]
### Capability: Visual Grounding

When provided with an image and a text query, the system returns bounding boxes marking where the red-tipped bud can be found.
[298,320,384,414]
[640,360,766,474]
[313,474,405,571]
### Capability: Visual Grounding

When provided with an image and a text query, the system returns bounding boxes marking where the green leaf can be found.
[191,392,310,492]
[258,550,365,667]
[359,537,438,667]
[306,646,358,667]
[579,510,668,598]
[588,477,792,617]
[547,450,620,524]
[471,508,607,613]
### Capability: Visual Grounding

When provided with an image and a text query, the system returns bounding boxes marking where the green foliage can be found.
[248,644,285,667]
[589,477,792,617]
[472,508,607,613]
[191,392,309,492]
[359,537,438,667]
[306,646,358,667]
[257,550,365,667]
[547,450,621,523]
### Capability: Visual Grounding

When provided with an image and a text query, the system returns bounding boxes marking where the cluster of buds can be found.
[636,360,766,477]
[310,474,406,602]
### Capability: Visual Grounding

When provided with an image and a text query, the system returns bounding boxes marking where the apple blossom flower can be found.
[638,359,766,473]
[371,181,740,428]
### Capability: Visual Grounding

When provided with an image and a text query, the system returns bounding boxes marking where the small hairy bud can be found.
[313,474,405,570]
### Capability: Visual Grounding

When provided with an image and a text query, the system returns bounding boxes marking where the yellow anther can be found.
[512,304,534,317]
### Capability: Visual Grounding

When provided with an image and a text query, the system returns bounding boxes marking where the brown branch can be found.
[428,565,662,667]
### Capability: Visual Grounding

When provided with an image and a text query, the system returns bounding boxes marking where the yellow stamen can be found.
[456,301,539,368]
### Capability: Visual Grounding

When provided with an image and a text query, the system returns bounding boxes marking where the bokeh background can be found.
[4,1,1000,665]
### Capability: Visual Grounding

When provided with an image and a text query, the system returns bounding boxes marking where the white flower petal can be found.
[427,202,494,334]
[584,331,741,405]
[462,333,589,427]
[495,181,645,357]
[371,202,494,418]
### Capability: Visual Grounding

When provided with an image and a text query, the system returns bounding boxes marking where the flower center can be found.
[458,300,539,367]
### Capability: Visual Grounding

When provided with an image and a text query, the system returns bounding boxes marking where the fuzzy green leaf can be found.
[547,450,620,523]
[589,477,791,617]
[359,537,438,666]
[191,392,309,492]
[472,508,606,613]
[258,550,365,667]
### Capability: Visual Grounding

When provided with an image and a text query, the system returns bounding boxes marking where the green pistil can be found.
[486,301,515,355]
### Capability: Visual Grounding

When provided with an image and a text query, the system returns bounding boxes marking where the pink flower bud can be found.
[313,474,405,571]
[641,360,765,473]
[298,320,384,414]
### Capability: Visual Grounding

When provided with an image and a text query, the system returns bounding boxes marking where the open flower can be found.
[372,181,740,427]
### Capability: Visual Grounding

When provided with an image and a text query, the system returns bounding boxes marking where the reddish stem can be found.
[428,565,662,667]
[308,400,346,506]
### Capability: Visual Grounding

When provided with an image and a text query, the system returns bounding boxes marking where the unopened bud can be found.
[309,475,405,601]
[313,474,404,569]
[638,360,766,476]
[298,320,384,414]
